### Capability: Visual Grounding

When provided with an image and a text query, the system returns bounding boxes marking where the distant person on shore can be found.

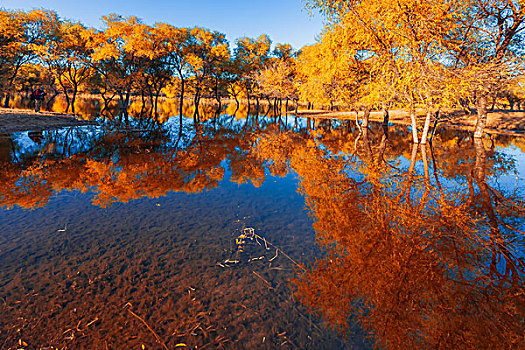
[31,87,46,112]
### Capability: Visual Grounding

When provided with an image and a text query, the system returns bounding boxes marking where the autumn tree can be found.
[185,27,229,118]
[233,35,272,104]
[0,9,60,108]
[255,59,296,112]
[88,15,149,122]
[153,24,193,118]
[0,9,25,106]
[34,20,92,114]
[307,0,525,138]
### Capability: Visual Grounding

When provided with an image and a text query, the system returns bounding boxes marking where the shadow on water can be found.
[0,110,524,349]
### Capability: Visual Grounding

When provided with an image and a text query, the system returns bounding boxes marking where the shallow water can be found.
[0,114,524,349]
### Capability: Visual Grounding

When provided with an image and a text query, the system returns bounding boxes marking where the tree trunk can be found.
[355,110,362,132]
[179,79,185,119]
[64,92,71,113]
[194,89,201,120]
[214,82,221,116]
[60,79,71,114]
[3,92,10,108]
[362,106,371,130]
[382,108,389,127]
[124,90,131,125]
[154,91,160,122]
[410,105,419,144]
[234,95,240,110]
[71,84,78,115]
[216,98,222,116]
[420,110,432,144]
[264,96,271,116]
[474,93,488,138]
[118,89,131,125]
[140,90,146,117]
[3,64,22,108]
[420,143,430,182]
[46,91,59,111]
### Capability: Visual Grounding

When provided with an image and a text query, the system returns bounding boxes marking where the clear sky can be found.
[1,0,325,49]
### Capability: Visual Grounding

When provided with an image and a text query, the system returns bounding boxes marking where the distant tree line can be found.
[0,9,299,122]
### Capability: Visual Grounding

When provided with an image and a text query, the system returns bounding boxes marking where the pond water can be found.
[0,112,524,349]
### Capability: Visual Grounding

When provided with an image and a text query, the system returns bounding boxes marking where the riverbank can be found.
[2,106,524,137]
[295,109,525,136]
[0,108,97,133]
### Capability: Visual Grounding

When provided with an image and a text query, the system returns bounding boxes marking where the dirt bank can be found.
[0,108,97,134]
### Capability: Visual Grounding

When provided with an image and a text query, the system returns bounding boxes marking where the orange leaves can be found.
[255,59,296,98]
[307,0,525,124]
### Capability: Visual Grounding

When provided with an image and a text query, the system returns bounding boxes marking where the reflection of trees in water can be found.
[1,115,524,347]
[0,114,281,209]
[2,117,523,214]
[12,94,294,125]
[257,127,524,349]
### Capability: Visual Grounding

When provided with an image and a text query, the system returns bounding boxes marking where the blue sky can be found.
[1,0,324,49]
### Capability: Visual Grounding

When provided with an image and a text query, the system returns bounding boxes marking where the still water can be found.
[0,112,524,349]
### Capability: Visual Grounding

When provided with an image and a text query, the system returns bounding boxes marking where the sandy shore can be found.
[0,108,97,134]
[296,109,525,136]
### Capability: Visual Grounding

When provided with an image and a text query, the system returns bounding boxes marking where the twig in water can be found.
[236,227,306,272]
[85,317,99,328]
[254,233,305,272]
[224,259,239,264]
[253,271,273,289]
[268,249,278,262]
[127,309,169,350]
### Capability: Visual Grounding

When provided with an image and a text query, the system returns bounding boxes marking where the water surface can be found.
[0,113,523,349]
